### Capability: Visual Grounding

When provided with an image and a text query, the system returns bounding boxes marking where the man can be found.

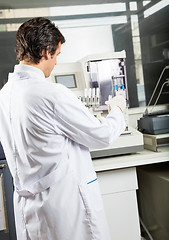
[0,17,126,240]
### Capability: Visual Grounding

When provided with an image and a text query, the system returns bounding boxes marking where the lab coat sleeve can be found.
[53,84,126,149]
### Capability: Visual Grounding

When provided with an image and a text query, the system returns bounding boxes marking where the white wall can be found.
[57,25,114,63]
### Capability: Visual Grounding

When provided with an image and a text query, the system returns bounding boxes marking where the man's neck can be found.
[20,60,46,76]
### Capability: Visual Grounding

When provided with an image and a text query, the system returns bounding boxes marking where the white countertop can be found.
[93,146,169,172]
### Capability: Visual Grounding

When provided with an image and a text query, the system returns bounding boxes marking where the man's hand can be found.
[105,95,126,112]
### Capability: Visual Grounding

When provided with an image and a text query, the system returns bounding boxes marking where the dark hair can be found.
[16,17,65,64]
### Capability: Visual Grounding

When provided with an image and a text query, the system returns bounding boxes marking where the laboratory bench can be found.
[93,146,169,172]
[92,146,169,240]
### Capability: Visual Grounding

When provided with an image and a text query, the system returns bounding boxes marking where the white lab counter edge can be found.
[92,146,169,172]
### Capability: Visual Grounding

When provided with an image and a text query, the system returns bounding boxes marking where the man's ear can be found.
[42,49,51,60]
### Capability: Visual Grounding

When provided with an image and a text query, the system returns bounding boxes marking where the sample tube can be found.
[108,95,112,112]
[113,78,119,96]
[84,88,88,105]
[92,88,96,106]
[88,88,92,105]
[96,88,100,106]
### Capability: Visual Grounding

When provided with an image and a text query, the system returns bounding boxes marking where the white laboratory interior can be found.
[0,1,169,240]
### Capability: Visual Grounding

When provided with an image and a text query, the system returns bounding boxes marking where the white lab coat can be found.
[0,64,126,240]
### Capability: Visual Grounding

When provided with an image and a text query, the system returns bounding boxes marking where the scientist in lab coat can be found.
[0,17,126,240]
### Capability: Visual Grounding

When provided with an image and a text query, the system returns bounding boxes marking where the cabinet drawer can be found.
[97,167,138,195]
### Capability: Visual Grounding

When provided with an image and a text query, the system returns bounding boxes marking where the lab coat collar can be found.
[8,64,46,81]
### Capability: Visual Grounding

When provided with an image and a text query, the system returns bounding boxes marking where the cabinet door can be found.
[97,168,141,240]
[102,190,140,240]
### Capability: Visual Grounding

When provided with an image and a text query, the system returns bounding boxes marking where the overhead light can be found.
[129,2,137,11]
[144,0,169,18]
[53,16,127,29]
[50,3,126,17]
